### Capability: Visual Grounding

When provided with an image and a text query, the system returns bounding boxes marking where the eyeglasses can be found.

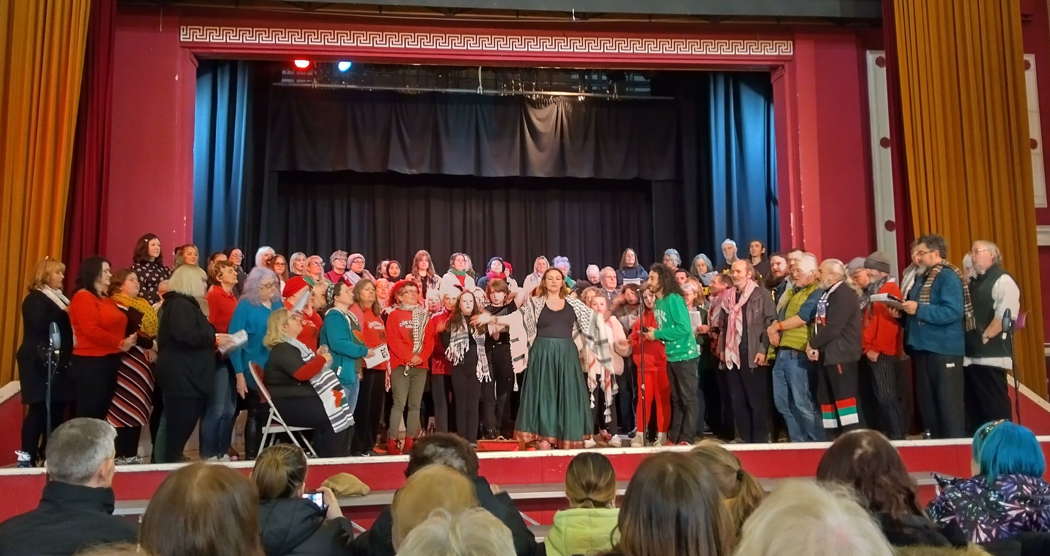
[260,282,277,289]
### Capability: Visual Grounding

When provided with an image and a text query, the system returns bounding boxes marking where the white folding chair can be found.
[249,362,318,457]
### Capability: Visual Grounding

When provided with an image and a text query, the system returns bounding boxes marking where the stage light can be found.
[293,59,312,70]
[337,60,352,72]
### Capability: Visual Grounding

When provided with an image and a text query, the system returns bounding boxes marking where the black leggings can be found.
[21,401,69,462]
[115,426,143,458]
[71,354,119,419]
[483,343,515,437]
[352,369,386,454]
[164,396,207,462]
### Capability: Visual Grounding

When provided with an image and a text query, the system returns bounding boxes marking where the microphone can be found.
[48,321,61,355]
[1001,308,1013,340]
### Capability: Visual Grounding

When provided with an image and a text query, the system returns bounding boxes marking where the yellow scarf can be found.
[111,292,159,338]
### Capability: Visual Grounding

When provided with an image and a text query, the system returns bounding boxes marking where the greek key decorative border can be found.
[179,25,793,57]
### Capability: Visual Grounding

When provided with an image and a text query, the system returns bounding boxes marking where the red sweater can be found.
[428,310,453,375]
[206,285,238,333]
[863,281,903,356]
[630,309,668,372]
[297,310,323,351]
[69,290,128,357]
[386,307,436,370]
[350,305,387,370]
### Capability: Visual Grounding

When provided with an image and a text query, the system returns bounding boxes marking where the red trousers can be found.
[635,369,671,433]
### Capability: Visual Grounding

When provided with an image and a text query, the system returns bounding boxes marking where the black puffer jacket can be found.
[258,498,355,556]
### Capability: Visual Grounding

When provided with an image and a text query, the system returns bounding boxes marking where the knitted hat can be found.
[846,257,866,276]
[321,473,370,497]
[864,251,892,274]
[348,253,365,264]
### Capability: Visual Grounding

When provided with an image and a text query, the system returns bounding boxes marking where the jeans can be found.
[199,360,236,459]
[771,350,824,442]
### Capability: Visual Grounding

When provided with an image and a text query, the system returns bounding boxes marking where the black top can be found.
[16,291,73,404]
[258,498,353,556]
[265,342,321,399]
[131,259,170,305]
[536,303,575,339]
[351,476,538,556]
[440,326,478,372]
[485,301,517,347]
[0,481,137,556]
[808,283,863,366]
[155,292,217,399]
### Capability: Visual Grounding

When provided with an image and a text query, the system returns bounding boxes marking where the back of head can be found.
[616,451,732,556]
[397,508,514,556]
[976,421,1046,481]
[815,429,920,519]
[167,264,207,299]
[73,542,146,556]
[252,444,307,500]
[735,480,894,556]
[140,463,262,556]
[392,464,479,550]
[565,452,617,508]
[405,433,479,478]
[690,441,764,535]
[46,418,116,486]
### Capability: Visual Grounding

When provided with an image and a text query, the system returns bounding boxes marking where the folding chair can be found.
[249,362,318,457]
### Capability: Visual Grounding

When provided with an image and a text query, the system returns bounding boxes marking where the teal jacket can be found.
[653,293,700,362]
[320,308,368,388]
[545,507,619,556]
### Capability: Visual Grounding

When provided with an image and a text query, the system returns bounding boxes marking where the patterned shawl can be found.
[509,295,612,377]
[397,303,430,353]
[111,292,159,337]
[722,280,758,370]
[919,263,976,331]
[445,322,492,382]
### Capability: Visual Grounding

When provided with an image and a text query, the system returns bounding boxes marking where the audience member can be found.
[605,451,732,556]
[139,463,263,556]
[963,241,1019,434]
[928,421,1050,544]
[0,419,136,555]
[902,234,971,438]
[735,480,894,556]
[547,452,620,556]
[391,465,479,550]
[816,429,965,548]
[397,508,515,556]
[252,444,353,556]
[352,433,537,556]
[690,441,764,539]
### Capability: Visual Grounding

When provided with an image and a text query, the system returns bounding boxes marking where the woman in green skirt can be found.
[474,267,612,449]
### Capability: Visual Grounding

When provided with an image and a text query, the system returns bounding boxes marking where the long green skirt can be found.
[514,337,593,448]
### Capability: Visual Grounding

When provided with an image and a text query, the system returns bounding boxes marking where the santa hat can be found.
[282,275,314,299]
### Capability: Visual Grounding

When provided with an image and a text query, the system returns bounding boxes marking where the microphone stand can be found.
[40,334,59,443]
[1002,313,1020,424]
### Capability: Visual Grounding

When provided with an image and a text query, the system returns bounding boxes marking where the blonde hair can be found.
[397,508,514,556]
[565,452,617,509]
[734,480,894,556]
[391,464,478,550]
[691,441,764,536]
[168,264,207,299]
[252,444,307,500]
[263,308,294,349]
[29,257,65,291]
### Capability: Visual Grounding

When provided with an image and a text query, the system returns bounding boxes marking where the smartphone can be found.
[303,491,327,512]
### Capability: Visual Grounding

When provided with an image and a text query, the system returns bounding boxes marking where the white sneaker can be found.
[584,438,597,449]
[630,434,645,448]
[15,451,31,468]
[654,433,668,446]
[608,436,622,447]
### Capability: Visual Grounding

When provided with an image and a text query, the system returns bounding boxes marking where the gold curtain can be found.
[0,1,91,385]
[894,0,1046,396]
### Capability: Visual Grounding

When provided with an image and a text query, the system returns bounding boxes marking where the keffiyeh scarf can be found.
[723,280,758,370]
[398,304,430,353]
[445,322,492,382]
[919,263,976,331]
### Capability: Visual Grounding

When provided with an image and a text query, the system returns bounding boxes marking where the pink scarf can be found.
[723,280,757,370]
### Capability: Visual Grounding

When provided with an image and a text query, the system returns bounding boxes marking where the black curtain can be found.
[231,70,778,270]
[268,171,654,274]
